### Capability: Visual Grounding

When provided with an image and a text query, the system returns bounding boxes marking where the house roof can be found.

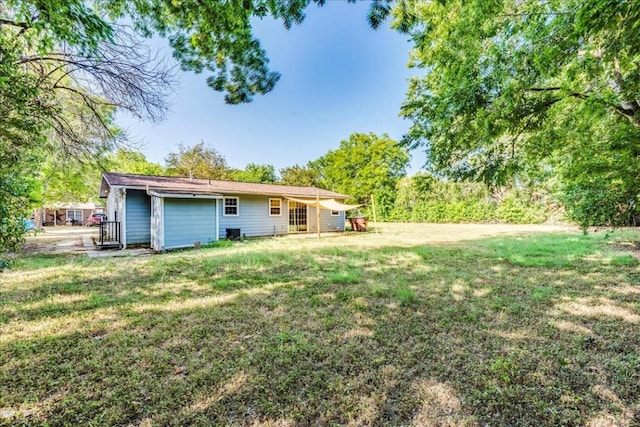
[45,202,101,210]
[100,172,349,199]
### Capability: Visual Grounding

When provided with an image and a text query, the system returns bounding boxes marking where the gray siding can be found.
[218,195,288,238]
[308,207,345,233]
[126,190,151,245]
[164,198,217,248]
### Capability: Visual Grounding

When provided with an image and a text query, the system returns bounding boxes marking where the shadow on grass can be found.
[1,233,640,426]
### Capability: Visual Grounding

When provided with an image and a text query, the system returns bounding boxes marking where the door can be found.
[288,201,308,232]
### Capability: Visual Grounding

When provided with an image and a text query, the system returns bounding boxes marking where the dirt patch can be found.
[21,226,98,255]
[345,222,578,248]
[607,241,640,259]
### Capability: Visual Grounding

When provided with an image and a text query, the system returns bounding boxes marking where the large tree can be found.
[279,164,322,187]
[1,2,173,254]
[395,0,640,225]
[232,163,277,183]
[165,142,232,180]
[317,132,409,217]
[106,149,165,176]
[1,0,391,105]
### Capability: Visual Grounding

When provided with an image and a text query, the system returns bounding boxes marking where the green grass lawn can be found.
[1,226,640,426]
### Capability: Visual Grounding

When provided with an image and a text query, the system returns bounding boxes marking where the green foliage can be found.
[317,133,410,217]
[201,240,234,249]
[394,286,416,306]
[5,0,371,104]
[232,163,277,183]
[279,164,321,187]
[2,0,264,103]
[36,158,104,208]
[105,149,164,176]
[1,12,133,252]
[496,196,546,225]
[0,39,49,254]
[555,117,640,228]
[390,173,549,224]
[165,142,232,180]
[397,0,640,227]
[0,167,40,254]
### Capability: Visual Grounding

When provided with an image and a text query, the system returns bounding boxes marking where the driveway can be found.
[21,226,155,258]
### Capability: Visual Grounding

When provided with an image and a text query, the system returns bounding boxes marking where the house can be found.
[39,203,103,226]
[99,172,358,251]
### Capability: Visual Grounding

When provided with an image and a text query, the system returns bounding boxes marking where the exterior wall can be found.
[106,188,125,224]
[164,198,217,249]
[218,195,289,238]
[307,207,346,233]
[125,190,151,245]
[150,196,163,251]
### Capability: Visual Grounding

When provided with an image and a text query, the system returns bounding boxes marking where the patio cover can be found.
[285,197,363,211]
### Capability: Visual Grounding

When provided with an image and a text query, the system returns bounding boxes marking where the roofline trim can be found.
[148,191,223,200]
[108,184,343,199]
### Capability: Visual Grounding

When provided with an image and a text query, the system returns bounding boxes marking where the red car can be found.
[86,213,107,226]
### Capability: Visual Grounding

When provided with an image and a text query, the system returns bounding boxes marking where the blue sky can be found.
[117,2,424,175]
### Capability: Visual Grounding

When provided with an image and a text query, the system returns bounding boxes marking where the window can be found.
[224,197,239,216]
[67,209,83,222]
[330,210,340,216]
[269,198,282,216]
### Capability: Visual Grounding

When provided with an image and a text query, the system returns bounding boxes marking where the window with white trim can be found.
[330,210,340,216]
[67,210,83,222]
[269,198,282,216]
[224,197,239,216]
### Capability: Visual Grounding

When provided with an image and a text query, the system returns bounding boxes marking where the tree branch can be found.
[0,18,30,30]
[527,87,639,127]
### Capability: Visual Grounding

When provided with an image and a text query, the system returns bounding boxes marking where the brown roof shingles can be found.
[102,172,348,199]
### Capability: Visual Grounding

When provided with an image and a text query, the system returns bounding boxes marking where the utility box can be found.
[226,228,241,240]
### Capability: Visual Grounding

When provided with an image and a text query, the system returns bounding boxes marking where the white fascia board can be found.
[148,191,223,199]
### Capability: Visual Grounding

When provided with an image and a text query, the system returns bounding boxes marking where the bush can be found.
[389,174,550,224]
[497,197,546,224]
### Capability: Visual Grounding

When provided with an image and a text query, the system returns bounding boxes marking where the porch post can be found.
[316,189,321,239]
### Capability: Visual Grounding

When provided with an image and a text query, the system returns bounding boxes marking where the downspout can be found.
[121,189,127,249]
[316,188,321,239]
[215,199,220,241]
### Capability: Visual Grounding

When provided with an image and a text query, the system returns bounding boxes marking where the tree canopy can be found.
[1,0,387,104]
[165,142,232,180]
[279,164,322,187]
[396,0,640,225]
[317,132,410,216]
[106,149,165,176]
[232,163,277,184]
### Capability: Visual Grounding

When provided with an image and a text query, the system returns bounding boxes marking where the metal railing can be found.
[98,221,121,247]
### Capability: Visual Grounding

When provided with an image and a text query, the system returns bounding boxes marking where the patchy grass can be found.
[1,225,640,426]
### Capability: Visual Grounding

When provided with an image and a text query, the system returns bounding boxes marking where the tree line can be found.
[38,133,552,225]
